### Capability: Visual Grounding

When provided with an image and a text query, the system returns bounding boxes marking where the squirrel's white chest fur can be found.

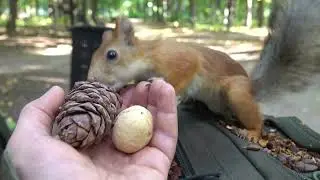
[179,74,229,115]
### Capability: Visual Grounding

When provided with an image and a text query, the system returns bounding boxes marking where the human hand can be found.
[4,79,178,180]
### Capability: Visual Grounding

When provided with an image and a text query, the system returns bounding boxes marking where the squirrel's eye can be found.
[106,49,118,60]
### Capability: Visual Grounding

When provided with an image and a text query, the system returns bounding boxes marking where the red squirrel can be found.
[87,17,263,142]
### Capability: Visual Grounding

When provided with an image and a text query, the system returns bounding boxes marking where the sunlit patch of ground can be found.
[0,34,71,49]
[132,22,266,68]
[229,26,268,38]
[27,44,72,56]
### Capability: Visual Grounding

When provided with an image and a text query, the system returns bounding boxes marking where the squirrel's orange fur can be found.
[87,17,263,142]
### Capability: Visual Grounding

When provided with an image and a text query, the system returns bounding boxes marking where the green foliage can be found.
[17,16,52,26]
[5,116,16,131]
[0,111,16,132]
[0,17,7,26]
[2,0,273,31]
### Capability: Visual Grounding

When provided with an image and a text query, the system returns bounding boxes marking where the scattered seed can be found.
[221,119,320,174]
[258,139,269,148]
[303,158,316,165]
[294,161,318,172]
[262,148,271,153]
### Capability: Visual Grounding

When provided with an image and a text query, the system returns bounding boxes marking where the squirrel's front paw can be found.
[246,130,261,143]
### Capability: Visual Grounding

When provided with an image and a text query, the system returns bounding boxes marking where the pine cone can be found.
[52,81,123,149]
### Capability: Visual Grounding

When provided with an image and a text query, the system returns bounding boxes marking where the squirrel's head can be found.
[87,17,153,91]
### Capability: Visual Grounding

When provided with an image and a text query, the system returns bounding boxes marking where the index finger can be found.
[147,79,178,162]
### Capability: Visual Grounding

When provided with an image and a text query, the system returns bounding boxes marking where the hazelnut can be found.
[112,105,153,153]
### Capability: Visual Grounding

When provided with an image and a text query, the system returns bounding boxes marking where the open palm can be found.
[5,79,178,180]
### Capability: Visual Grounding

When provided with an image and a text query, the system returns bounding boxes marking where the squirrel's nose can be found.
[104,81,125,92]
[112,83,125,91]
[87,76,97,81]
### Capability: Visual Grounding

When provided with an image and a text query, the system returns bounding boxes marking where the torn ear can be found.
[114,17,135,45]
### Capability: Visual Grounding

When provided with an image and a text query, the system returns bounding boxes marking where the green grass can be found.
[194,23,226,32]
[17,16,53,26]
[0,17,6,26]
[0,16,59,27]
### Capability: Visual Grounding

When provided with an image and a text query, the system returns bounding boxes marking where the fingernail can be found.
[41,86,63,99]
[147,77,164,83]
[145,83,151,90]
[44,86,57,95]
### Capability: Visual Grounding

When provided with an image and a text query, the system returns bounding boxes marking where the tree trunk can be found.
[143,0,148,20]
[166,0,173,15]
[171,0,182,21]
[6,0,18,37]
[216,0,221,8]
[155,0,164,22]
[257,0,264,27]
[80,0,88,24]
[164,0,172,19]
[137,0,144,14]
[35,0,39,16]
[189,0,196,27]
[211,0,215,16]
[91,0,98,24]
[0,0,4,15]
[69,0,75,26]
[53,1,59,33]
[246,0,253,27]
[225,0,235,31]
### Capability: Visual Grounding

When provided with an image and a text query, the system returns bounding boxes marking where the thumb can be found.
[17,86,65,135]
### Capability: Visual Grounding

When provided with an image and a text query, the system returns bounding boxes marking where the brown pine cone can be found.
[168,160,182,180]
[52,81,123,149]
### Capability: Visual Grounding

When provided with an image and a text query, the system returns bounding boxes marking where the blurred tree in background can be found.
[0,0,273,37]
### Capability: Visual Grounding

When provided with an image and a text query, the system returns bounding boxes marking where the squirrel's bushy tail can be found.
[251,0,320,102]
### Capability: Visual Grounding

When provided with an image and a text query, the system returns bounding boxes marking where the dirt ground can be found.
[0,45,70,123]
[1,21,320,134]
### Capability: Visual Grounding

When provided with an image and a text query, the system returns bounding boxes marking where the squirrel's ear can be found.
[114,16,135,45]
[101,30,113,43]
